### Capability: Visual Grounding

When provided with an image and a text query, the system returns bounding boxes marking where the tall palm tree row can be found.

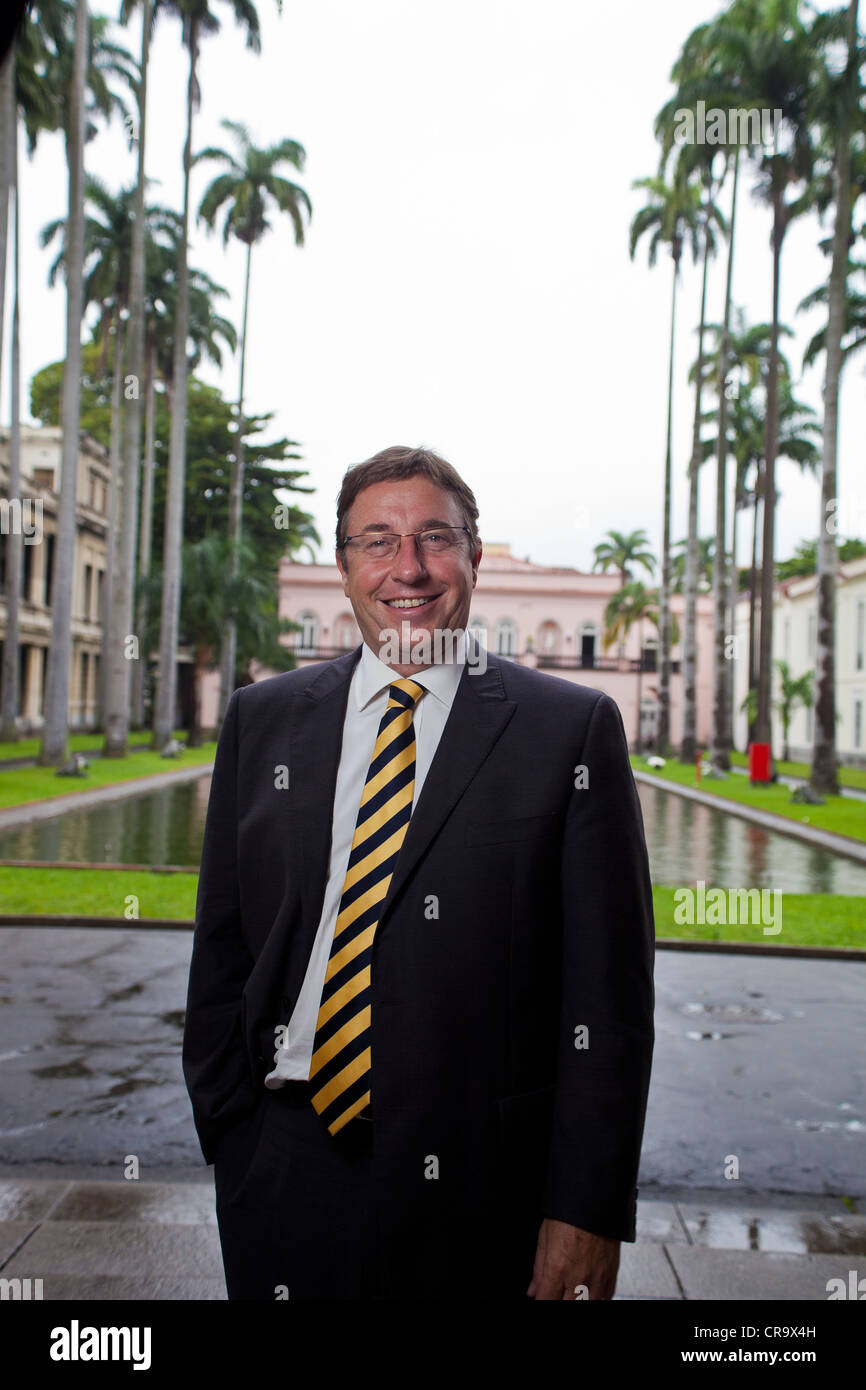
[124,0,264,753]
[635,0,864,772]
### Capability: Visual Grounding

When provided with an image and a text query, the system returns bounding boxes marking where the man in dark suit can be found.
[182,444,654,1301]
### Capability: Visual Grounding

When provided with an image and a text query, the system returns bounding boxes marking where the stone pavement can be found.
[0,1177,864,1300]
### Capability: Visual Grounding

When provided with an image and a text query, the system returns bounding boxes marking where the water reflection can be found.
[0,776,865,895]
[638,783,866,895]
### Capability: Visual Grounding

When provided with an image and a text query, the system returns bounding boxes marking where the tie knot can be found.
[388,678,425,710]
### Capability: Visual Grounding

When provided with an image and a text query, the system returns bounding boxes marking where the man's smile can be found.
[379,593,444,612]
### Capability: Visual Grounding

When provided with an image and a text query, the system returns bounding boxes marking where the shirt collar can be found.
[354,627,469,711]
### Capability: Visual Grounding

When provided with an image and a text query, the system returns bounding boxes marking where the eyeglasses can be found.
[340,525,472,561]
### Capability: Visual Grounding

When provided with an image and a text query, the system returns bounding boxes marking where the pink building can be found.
[201,543,715,750]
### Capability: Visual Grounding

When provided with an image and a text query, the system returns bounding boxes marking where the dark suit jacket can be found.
[182,644,654,1266]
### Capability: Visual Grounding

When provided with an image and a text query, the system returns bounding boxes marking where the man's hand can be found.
[526,1217,620,1300]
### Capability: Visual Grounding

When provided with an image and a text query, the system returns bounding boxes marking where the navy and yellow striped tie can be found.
[310,677,426,1135]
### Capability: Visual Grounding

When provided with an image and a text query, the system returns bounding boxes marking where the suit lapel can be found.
[290,647,361,946]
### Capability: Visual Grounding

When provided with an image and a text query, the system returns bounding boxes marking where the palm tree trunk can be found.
[0,46,12,390]
[99,307,125,728]
[657,251,678,756]
[153,21,196,750]
[727,462,745,747]
[104,0,150,756]
[710,148,739,771]
[0,120,21,741]
[40,0,88,765]
[132,335,156,727]
[812,0,857,795]
[217,235,252,726]
[680,220,711,763]
[636,617,644,754]
[755,189,784,758]
[747,481,760,741]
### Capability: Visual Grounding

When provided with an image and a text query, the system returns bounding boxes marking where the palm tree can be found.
[120,0,263,752]
[629,169,703,756]
[195,117,311,723]
[40,177,175,727]
[591,528,656,587]
[102,0,152,756]
[602,581,667,754]
[139,533,296,746]
[40,0,90,764]
[774,660,814,763]
[671,536,714,594]
[810,0,862,796]
[0,3,82,741]
[38,1,134,763]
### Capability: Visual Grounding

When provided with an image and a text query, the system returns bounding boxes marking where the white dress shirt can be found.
[265,630,468,1084]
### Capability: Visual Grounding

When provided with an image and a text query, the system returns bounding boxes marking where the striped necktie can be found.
[310,677,426,1135]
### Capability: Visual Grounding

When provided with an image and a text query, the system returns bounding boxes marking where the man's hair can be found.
[335,445,480,551]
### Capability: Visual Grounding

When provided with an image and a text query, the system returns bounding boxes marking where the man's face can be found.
[336,476,482,674]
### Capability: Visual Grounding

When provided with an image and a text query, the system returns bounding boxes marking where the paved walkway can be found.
[0,1178,863,1299]
[0,927,863,1301]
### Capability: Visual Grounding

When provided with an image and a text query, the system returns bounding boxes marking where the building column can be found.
[23,645,44,724]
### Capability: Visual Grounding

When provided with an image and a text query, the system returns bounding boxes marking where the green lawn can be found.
[728,749,866,792]
[0,867,863,949]
[0,742,216,811]
[632,754,866,845]
[0,730,188,763]
[0,866,198,920]
[652,885,866,950]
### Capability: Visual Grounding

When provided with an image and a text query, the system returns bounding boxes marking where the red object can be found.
[749,742,771,782]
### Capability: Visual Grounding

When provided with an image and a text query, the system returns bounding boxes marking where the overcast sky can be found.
[6,0,865,573]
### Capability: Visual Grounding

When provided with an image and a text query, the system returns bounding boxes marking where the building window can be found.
[297,612,318,653]
[855,694,863,751]
[335,616,356,649]
[494,619,517,657]
[82,564,93,621]
[641,636,658,672]
[538,621,560,657]
[856,601,864,672]
[580,623,598,669]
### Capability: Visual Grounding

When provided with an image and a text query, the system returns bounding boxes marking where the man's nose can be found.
[389,533,428,579]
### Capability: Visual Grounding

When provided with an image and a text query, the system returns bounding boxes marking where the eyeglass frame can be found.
[337,524,473,558]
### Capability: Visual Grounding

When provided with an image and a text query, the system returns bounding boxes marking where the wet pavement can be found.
[0,1178,863,1299]
[0,927,863,1204]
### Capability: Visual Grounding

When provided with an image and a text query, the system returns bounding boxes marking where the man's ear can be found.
[336,548,351,594]
[471,541,483,586]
